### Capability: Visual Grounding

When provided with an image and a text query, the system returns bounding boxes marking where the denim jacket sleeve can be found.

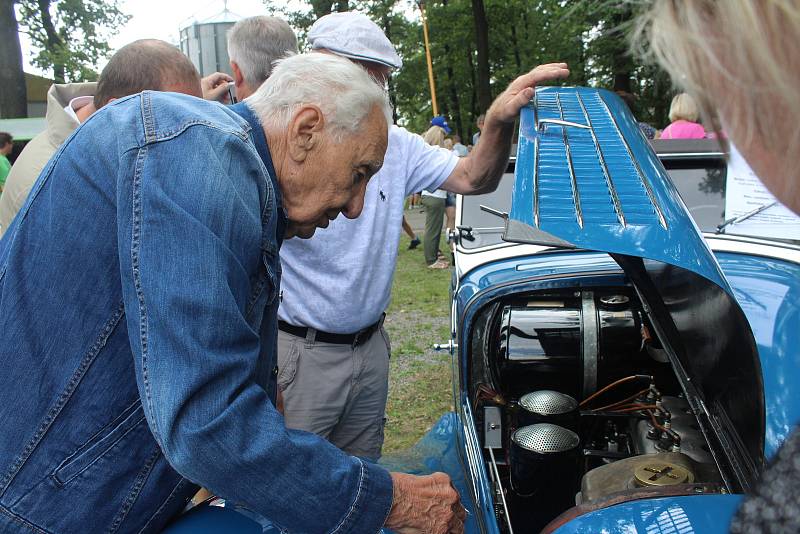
[115,121,393,533]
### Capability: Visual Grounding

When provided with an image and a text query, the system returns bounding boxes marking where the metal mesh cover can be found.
[519,390,578,416]
[512,424,579,453]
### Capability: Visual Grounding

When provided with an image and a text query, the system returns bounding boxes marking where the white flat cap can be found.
[308,12,402,70]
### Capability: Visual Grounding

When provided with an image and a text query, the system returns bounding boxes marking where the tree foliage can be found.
[17,0,130,82]
[268,0,675,141]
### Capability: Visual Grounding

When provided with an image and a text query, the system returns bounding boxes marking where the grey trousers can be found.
[422,195,446,265]
[276,326,391,460]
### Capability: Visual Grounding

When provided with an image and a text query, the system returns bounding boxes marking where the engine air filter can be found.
[512,423,580,453]
[518,390,579,429]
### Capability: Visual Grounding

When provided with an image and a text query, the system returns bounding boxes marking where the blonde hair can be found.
[633,0,800,156]
[668,93,699,123]
[422,125,447,148]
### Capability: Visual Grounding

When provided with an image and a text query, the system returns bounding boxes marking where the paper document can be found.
[724,144,800,240]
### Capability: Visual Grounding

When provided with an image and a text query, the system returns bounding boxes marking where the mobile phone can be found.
[227,82,237,104]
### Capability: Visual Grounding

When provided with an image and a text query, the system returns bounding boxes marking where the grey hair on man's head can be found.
[227,16,298,88]
[246,53,392,142]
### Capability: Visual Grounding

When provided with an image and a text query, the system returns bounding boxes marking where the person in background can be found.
[420,124,451,269]
[227,15,298,102]
[472,113,485,145]
[0,133,12,194]
[452,134,469,157]
[402,215,420,249]
[660,93,706,139]
[0,39,204,237]
[276,11,568,464]
[616,90,658,139]
[636,1,799,531]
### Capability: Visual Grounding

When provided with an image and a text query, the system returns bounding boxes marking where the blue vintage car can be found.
[382,87,800,534]
[168,87,800,533]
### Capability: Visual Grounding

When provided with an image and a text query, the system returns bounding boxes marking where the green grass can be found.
[382,234,454,453]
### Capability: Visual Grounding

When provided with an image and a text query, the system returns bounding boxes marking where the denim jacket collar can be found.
[231,102,288,245]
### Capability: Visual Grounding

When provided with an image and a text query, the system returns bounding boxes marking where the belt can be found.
[278,315,384,347]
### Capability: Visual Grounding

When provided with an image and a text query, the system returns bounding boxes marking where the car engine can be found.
[468,287,725,533]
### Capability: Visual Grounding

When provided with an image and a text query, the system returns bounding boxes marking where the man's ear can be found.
[287,105,324,163]
[230,61,245,89]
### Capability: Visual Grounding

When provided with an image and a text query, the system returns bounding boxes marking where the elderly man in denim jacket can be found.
[0,54,465,534]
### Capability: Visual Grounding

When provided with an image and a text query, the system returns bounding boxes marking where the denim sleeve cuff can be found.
[331,459,393,534]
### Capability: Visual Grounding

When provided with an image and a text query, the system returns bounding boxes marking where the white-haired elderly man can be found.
[276,11,568,460]
[0,54,465,534]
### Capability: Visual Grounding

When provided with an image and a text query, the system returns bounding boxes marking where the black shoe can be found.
[408,237,421,250]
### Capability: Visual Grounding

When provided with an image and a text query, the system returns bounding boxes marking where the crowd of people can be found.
[0,11,569,534]
[0,1,797,532]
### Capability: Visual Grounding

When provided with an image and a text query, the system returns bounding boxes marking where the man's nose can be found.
[342,184,368,219]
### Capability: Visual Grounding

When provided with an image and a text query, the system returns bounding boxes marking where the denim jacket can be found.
[0,92,392,533]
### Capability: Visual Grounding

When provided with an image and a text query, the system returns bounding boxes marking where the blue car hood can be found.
[508,86,722,284]
[502,87,764,488]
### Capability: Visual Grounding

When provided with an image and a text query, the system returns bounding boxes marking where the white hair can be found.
[246,53,392,142]
[227,16,298,88]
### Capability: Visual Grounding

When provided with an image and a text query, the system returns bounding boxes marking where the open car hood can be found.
[503,87,764,487]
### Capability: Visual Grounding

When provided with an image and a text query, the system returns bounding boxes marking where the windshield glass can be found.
[660,158,726,232]
[459,164,514,249]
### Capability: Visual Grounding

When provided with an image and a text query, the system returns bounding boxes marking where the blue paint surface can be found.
[380,412,481,534]
[717,251,800,458]
[552,494,743,534]
[511,87,729,291]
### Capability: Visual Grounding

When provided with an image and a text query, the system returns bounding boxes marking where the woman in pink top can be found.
[660,93,707,139]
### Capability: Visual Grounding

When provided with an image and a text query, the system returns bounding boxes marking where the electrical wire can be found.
[579,375,651,408]
[591,387,651,412]
[605,403,659,413]
[474,383,507,410]
[647,409,681,445]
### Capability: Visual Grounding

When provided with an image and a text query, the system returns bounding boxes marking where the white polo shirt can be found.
[278,125,459,333]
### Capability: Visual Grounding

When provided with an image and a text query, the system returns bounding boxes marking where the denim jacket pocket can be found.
[53,400,146,486]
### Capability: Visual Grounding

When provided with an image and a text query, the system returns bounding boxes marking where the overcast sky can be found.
[20,0,273,76]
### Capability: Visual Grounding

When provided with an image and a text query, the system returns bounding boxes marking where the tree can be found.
[0,0,27,118]
[17,0,130,83]
[263,0,673,137]
[470,0,490,113]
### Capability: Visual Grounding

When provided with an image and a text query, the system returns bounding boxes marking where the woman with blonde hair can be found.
[660,93,706,139]
[634,1,800,529]
[420,124,450,268]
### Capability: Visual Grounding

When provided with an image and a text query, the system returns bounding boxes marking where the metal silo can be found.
[179,7,240,77]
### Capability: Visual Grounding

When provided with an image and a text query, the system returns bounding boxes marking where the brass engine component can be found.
[579,452,699,503]
[633,460,694,487]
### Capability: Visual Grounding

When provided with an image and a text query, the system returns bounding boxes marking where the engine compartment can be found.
[467,286,725,533]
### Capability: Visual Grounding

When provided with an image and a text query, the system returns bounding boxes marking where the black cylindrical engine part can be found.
[517,390,579,430]
[510,423,580,531]
[510,423,580,496]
